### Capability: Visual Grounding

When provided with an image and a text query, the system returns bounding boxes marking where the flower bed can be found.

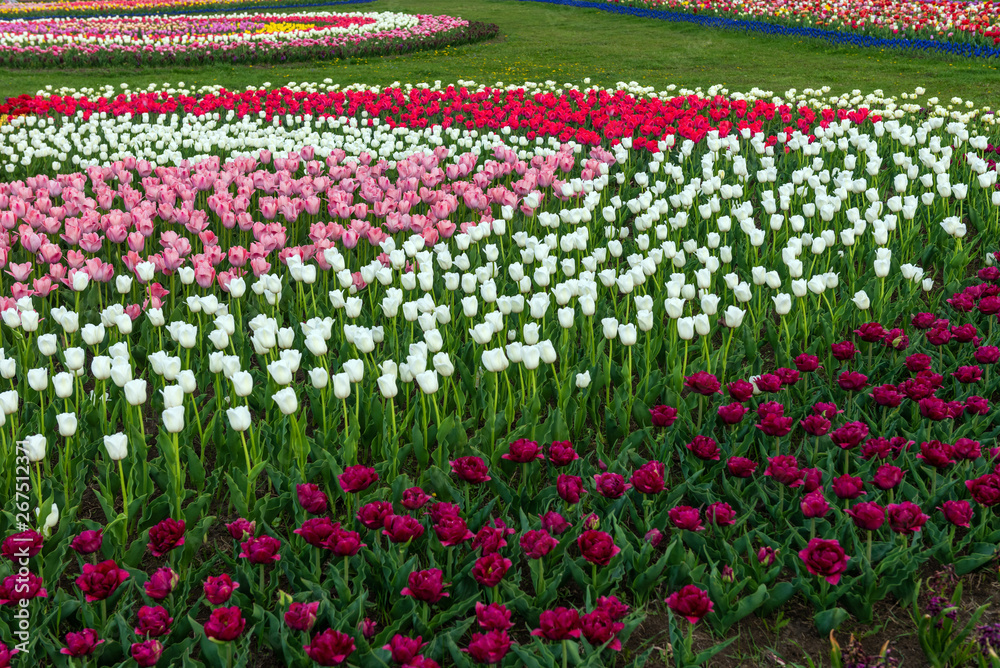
[0,11,498,69]
[0,81,998,665]
[0,0,374,21]
[522,0,1000,58]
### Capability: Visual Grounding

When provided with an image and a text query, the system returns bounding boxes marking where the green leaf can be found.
[814,607,849,635]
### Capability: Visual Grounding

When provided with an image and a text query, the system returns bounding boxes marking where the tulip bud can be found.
[20,434,46,462]
[308,368,329,389]
[377,374,398,399]
[852,290,870,310]
[53,372,74,399]
[28,368,48,392]
[773,293,791,315]
[232,371,253,397]
[343,359,364,384]
[64,348,85,371]
[333,373,351,399]
[57,412,77,437]
[124,379,148,406]
[227,406,252,432]
[162,406,185,433]
[37,334,58,357]
[723,306,745,328]
[103,433,128,461]
[272,388,299,415]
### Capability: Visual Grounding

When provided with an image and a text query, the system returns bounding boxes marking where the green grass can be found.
[3,0,1000,105]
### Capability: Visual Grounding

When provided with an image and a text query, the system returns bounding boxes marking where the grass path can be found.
[3,0,1000,106]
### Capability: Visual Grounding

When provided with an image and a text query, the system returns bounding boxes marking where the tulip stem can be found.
[239,431,253,510]
[172,432,183,519]
[343,555,350,594]
[866,531,873,564]
[388,398,398,478]
[720,328,735,383]
[192,395,206,470]
[562,640,568,668]
[118,459,129,533]
[605,339,613,410]
[33,462,43,511]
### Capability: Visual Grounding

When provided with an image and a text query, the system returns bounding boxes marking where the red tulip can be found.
[147,518,185,558]
[798,538,849,584]
[135,605,173,637]
[887,502,928,534]
[203,574,239,605]
[938,500,973,528]
[400,569,449,603]
[239,535,281,564]
[205,606,246,642]
[304,629,355,666]
[472,554,511,587]
[296,483,329,514]
[61,629,104,657]
[665,585,713,623]
[285,602,320,632]
[845,502,885,531]
[130,640,163,667]
[338,465,379,493]
[502,438,543,463]
[76,560,129,602]
[475,602,513,631]
[577,530,619,566]
[531,607,581,641]
[649,405,678,427]
[450,456,491,484]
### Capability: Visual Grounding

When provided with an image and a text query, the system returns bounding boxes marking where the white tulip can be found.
[227,406,252,432]
[267,360,293,386]
[333,373,352,399]
[852,290,871,310]
[162,406,185,433]
[308,368,329,389]
[232,371,254,397]
[343,359,364,383]
[377,374,398,399]
[53,372,74,399]
[723,306,746,328]
[773,293,792,315]
[57,412,77,437]
[28,368,48,392]
[124,379,147,406]
[20,434,46,462]
[103,433,128,461]
[161,385,184,409]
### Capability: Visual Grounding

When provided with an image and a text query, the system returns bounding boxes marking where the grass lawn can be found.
[3,0,1000,106]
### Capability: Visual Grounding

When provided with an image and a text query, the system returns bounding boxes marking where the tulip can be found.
[267,360,293,386]
[227,407,251,432]
[27,368,48,392]
[231,371,253,397]
[56,412,77,437]
[272,388,299,415]
[124,379,147,406]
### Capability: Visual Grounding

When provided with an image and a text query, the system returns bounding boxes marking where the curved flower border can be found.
[0,0,374,21]
[0,12,499,69]
[515,0,1000,59]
